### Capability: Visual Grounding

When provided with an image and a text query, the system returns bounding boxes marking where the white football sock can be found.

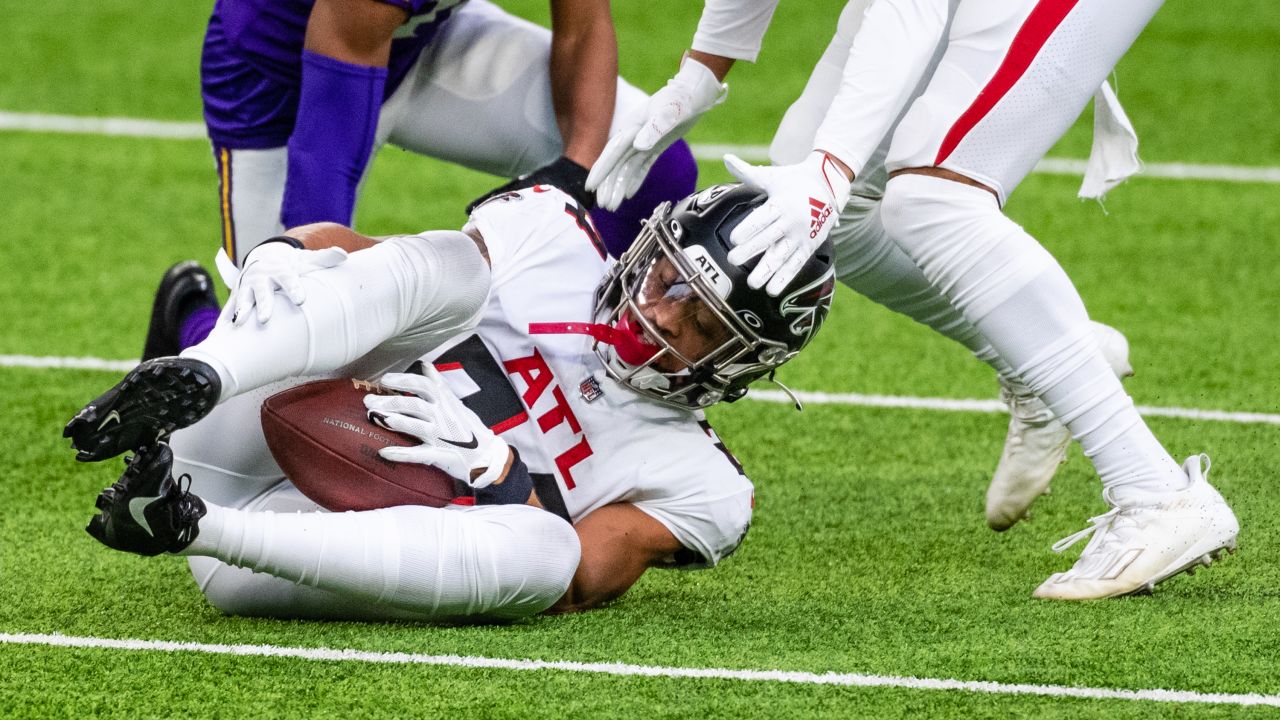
[881,174,1184,502]
[184,231,490,402]
[182,502,580,620]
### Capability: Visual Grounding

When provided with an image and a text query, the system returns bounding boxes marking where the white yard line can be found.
[748,389,1280,426]
[687,144,1280,184]
[0,354,138,373]
[0,111,206,140]
[4,354,1278,426]
[4,111,1280,185]
[2,632,1277,708]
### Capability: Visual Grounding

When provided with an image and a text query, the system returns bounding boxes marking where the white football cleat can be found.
[1032,454,1238,600]
[985,321,1135,531]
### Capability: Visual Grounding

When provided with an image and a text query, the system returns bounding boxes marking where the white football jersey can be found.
[424,186,753,568]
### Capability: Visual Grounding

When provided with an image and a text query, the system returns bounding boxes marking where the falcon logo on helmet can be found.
[780,269,836,343]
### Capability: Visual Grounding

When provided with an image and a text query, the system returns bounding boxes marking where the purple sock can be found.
[179,306,220,350]
[589,139,698,258]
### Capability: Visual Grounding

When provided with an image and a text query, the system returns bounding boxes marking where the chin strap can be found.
[766,370,804,411]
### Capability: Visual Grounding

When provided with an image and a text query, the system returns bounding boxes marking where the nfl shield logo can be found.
[578,376,604,402]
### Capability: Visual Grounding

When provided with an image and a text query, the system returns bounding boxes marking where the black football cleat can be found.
[86,442,206,556]
[142,261,218,361]
[64,357,222,462]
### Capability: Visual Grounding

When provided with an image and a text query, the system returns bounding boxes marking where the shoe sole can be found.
[64,358,219,462]
[1119,537,1238,598]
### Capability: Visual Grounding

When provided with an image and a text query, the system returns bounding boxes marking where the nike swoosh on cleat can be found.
[127,495,162,537]
[441,434,479,450]
[97,410,122,431]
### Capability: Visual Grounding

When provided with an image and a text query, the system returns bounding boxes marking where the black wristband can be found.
[243,235,306,264]
[260,235,306,250]
[473,446,534,506]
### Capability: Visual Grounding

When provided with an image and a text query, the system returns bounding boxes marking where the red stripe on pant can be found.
[934,0,1082,165]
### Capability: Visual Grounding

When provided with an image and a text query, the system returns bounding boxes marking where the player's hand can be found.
[586,57,727,211]
[724,151,852,296]
[467,155,594,214]
[364,367,511,489]
[224,241,348,327]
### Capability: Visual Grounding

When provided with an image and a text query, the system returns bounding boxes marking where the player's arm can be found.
[282,222,491,265]
[584,0,778,210]
[690,0,779,71]
[548,0,617,169]
[809,0,949,179]
[547,503,686,614]
[722,0,949,296]
[464,0,618,212]
[278,0,408,232]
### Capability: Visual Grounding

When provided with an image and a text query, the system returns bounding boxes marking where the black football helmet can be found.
[593,183,835,409]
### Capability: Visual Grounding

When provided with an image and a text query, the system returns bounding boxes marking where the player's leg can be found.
[186,490,441,621]
[378,0,696,256]
[141,261,220,361]
[201,10,294,267]
[785,4,1132,529]
[89,441,580,621]
[65,231,489,461]
[210,146,289,267]
[139,148,287,361]
[831,196,1132,530]
[879,0,1236,596]
[170,16,294,355]
[160,379,385,618]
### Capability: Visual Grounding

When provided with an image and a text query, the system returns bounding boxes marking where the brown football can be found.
[260,378,463,511]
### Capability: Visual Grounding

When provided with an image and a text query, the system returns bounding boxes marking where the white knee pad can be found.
[832,196,986,354]
[880,174,1056,323]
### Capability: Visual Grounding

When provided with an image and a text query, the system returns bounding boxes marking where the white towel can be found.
[1080,80,1143,200]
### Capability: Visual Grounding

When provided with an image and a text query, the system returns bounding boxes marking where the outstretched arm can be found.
[812,0,949,178]
[584,0,780,210]
[464,0,619,212]
[548,0,618,169]
[723,0,949,296]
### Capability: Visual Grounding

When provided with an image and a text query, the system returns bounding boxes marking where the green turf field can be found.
[2,1,1279,717]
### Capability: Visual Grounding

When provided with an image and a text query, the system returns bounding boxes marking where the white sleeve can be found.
[626,420,754,569]
[463,187,575,287]
[812,0,949,176]
[691,0,782,62]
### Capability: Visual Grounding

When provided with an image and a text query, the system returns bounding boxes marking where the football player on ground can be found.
[595,0,1239,600]
[151,0,699,360]
[66,184,834,620]
[585,0,1138,536]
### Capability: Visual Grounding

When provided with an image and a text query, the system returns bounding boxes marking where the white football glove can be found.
[724,151,852,296]
[222,241,348,326]
[363,368,511,489]
[586,56,727,211]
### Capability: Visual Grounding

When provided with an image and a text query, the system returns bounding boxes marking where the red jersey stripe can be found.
[934,0,1081,165]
